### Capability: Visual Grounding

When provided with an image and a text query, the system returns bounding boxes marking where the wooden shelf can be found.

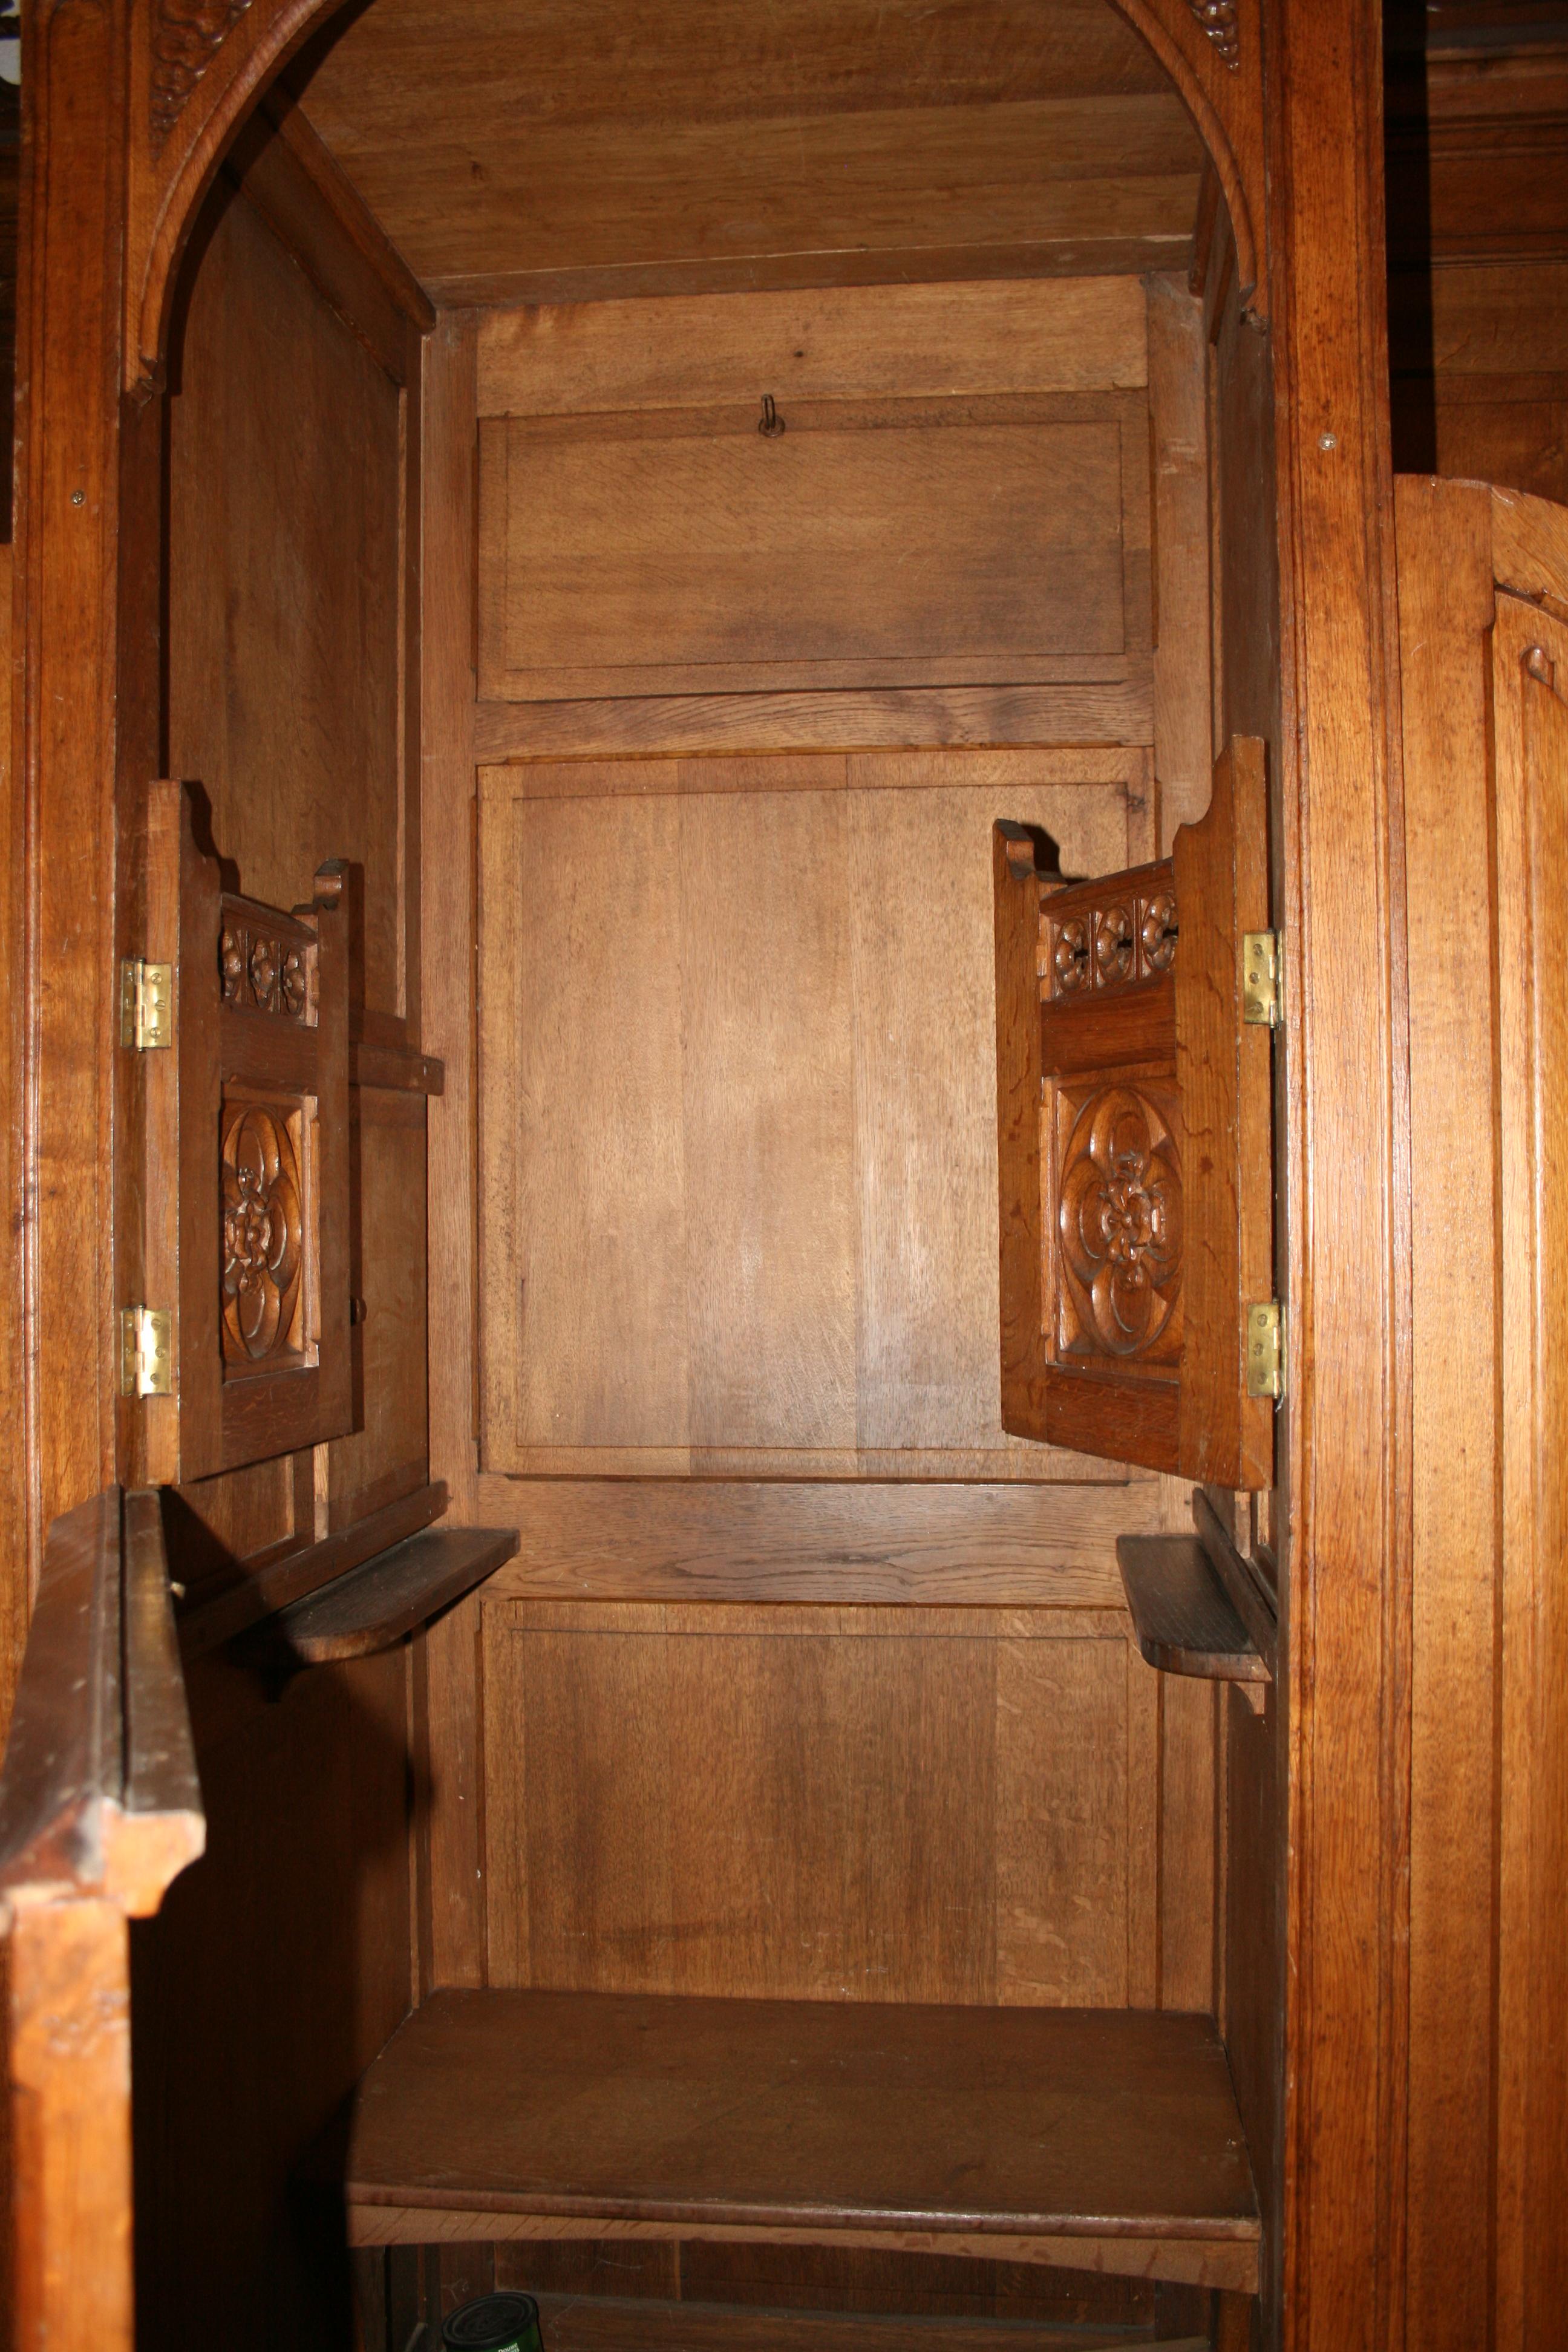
[525,2294,1208,2352]
[272,1526,518,1662]
[341,1989,1259,2295]
[1116,1532,1273,1687]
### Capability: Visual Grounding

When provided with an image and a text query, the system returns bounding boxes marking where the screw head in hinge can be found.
[1245,1301,1284,1400]
[120,958,172,1050]
[120,1305,172,1398]
[1241,930,1281,1028]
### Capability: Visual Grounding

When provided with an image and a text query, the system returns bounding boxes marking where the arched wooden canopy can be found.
[125,0,1268,399]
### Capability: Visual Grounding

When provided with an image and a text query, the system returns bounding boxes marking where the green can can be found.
[440,2293,544,2352]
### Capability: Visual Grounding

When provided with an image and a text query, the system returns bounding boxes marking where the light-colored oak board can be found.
[476,759,1140,1477]
[681,790,857,1451]
[477,279,1149,419]
[477,789,690,1455]
[472,686,1157,763]
[480,1598,1186,2010]
[475,1477,1151,1609]
[440,240,1193,318]
[292,91,1197,305]
[480,393,1146,703]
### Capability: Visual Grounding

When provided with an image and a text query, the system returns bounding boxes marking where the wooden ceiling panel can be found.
[292,0,1203,305]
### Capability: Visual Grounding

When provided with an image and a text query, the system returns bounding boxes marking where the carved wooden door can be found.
[131,779,355,1483]
[994,737,1275,1486]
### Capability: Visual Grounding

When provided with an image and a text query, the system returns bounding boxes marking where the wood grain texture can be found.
[479,394,1146,704]
[1171,736,1273,1490]
[1267,2,1410,2343]
[477,1477,1155,1606]
[270,1524,518,1664]
[343,1988,1258,2293]
[481,1599,1183,2010]
[1146,273,1214,844]
[1393,474,1498,2352]
[168,178,405,1018]
[1116,1535,1267,1682]
[472,684,1158,762]
[479,756,1137,1479]
[0,541,25,1751]
[292,1,1198,316]
[1491,588,1568,2352]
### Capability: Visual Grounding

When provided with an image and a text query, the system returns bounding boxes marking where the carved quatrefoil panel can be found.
[221,1101,305,1368]
[1055,1083,1184,1366]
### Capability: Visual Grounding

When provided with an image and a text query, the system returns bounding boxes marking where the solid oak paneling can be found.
[479,1477,1155,1607]
[475,278,1148,419]
[478,752,1143,1479]
[479,395,1144,703]
[481,1599,1211,2013]
[168,181,405,1017]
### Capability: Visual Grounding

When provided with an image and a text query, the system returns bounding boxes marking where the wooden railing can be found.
[0,1487,204,2352]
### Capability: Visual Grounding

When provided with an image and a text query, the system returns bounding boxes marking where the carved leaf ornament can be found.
[150,0,253,150]
[1059,1087,1183,1358]
[221,1103,304,1365]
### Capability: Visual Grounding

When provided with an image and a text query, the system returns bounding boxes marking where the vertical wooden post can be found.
[1264,1,1411,2347]
[8,1901,136,2352]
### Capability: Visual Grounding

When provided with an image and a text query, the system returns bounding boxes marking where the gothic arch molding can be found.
[128,0,1266,395]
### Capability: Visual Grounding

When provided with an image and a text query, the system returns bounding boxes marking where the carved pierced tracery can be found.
[1057,1085,1184,1364]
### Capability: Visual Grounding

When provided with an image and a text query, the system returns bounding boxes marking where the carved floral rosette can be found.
[220,1101,305,1367]
[1047,884,1177,1000]
[1056,1083,1183,1365]
[219,916,312,1018]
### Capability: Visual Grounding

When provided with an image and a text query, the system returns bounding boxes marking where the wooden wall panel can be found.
[163,162,431,1616]
[328,1090,431,1530]
[476,279,1149,417]
[479,397,1142,702]
[482,1601,1203,2013]
[168,183,404,1017]
[477,751,1145,1480]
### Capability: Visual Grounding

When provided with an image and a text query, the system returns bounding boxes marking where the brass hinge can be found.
[120,958,172,1050]
[120,1305,172,1398]
[1245,1301,1284,1400]
[1241,931,1282,1028]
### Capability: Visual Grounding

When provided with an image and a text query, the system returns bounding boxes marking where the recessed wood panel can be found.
[168,183,405,1016]
[482,1601,1169,2008]
[482,398,1137,701]
[477,750,1145,1478]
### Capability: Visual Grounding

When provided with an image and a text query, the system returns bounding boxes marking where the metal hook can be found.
[758,394,785,439]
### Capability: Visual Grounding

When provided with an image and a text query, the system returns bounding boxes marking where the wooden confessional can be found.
[1,7,1565,2352]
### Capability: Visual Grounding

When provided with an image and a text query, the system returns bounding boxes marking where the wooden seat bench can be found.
[341,1990,1260,2298]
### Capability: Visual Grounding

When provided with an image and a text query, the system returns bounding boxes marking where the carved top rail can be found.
[0,1488,204,1919]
